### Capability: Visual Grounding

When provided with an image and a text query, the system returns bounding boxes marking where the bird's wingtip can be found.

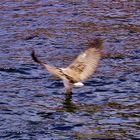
[88,38,104,50]
[31,50,42,64]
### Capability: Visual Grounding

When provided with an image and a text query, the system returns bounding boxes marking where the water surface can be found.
[0,0,140,139]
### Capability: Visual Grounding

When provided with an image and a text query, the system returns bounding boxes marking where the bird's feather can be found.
[31,50,64,78]
[31,38,103,93]
[31,50,75,82]
[62,39,103,81]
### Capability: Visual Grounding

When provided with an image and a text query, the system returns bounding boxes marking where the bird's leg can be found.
[65,87,73,95]
[64,84,73,95]
[64,93,72,101]
[63,80,73,95]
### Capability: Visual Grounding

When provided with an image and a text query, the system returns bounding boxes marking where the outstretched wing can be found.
[63,39,103,81]
[31,50,65,79]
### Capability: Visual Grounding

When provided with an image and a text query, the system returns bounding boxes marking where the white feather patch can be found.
[74,82,84,87]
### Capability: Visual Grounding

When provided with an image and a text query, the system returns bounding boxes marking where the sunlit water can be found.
[0,0,140,139]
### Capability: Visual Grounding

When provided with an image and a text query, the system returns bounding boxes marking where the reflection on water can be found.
[63,94,77,112]
[0,0,140,139]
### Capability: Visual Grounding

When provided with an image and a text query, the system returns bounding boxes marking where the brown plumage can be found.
[31,38,103,94]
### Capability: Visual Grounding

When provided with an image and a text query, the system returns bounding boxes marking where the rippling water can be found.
[0,0,140,139]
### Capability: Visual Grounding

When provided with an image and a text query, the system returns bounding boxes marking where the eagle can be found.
[31,38,103,94]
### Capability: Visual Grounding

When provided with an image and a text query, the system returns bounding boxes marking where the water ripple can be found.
[0,0,140,139]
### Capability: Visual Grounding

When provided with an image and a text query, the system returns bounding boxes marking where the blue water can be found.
[0,1,140,139]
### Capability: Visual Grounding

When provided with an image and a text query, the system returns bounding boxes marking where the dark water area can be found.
[0,0,140,139]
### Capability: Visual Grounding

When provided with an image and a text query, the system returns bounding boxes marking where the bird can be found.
[31,38,103,94]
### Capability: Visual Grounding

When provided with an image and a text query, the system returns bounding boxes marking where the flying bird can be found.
[31,38,103,94]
